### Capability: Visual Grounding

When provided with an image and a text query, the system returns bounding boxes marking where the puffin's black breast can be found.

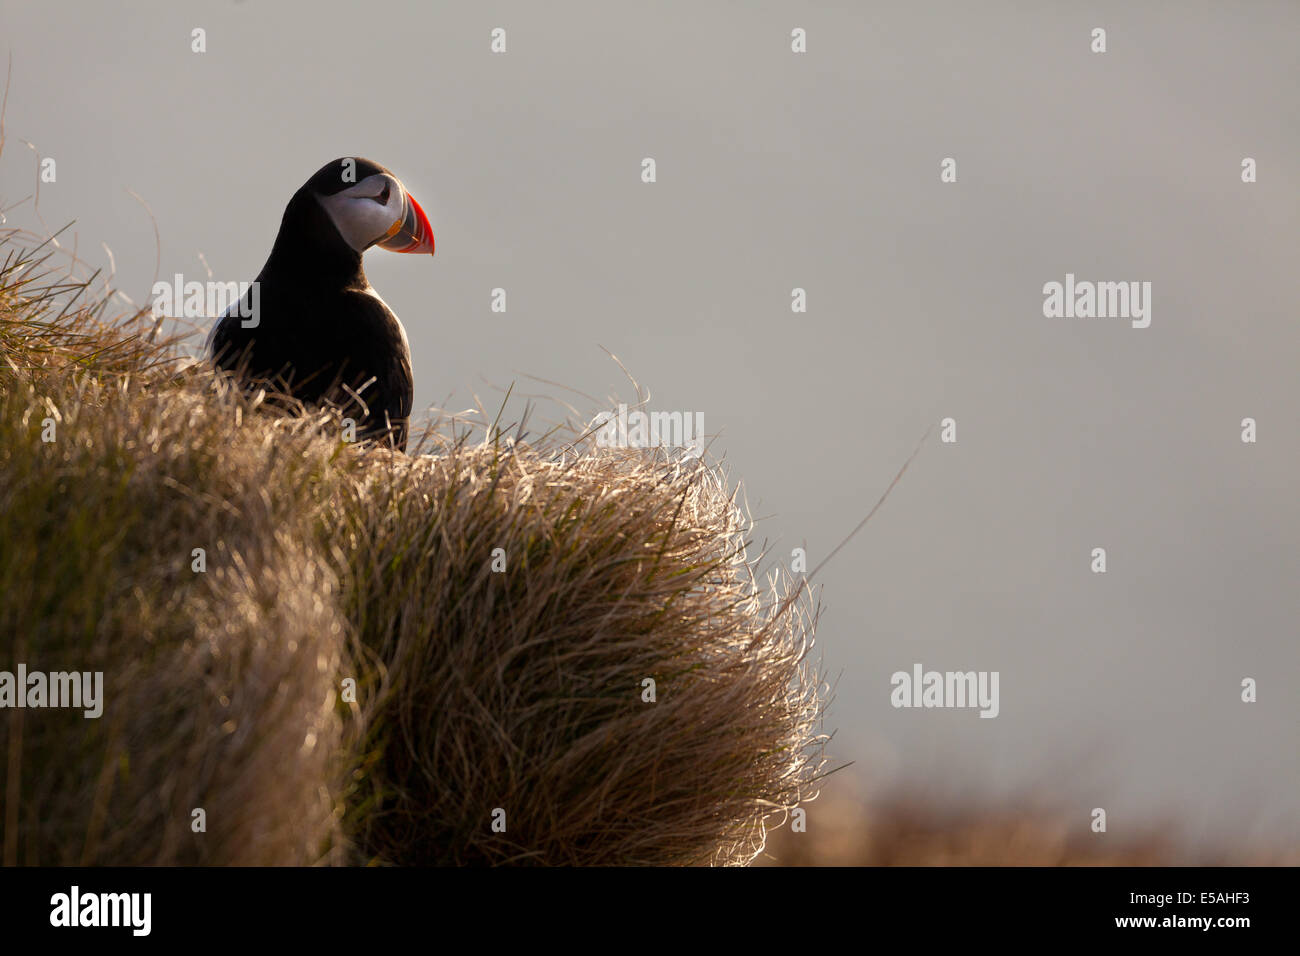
[209,282,413,451]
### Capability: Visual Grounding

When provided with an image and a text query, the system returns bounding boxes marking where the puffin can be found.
[208,157,434,452]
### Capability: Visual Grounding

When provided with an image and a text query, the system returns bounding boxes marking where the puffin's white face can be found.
[318,173,403,252]
[318,173,435,255]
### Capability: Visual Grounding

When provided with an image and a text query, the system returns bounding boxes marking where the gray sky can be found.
[3,1,1296,846]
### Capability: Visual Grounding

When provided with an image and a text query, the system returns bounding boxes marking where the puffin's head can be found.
[307,157,435,256]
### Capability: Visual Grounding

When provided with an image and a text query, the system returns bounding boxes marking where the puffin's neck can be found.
[260,189,367,290]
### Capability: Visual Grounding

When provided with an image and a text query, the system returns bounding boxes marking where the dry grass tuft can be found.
[339,443,825,865]
[0,231,828,865]
[1,235,357,864]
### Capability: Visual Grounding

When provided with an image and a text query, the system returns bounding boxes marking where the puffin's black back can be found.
[209,159,414,451]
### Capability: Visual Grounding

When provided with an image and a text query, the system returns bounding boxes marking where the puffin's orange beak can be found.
[377,188,435,255]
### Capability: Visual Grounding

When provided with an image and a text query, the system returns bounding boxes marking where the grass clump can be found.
[0,231,828,865]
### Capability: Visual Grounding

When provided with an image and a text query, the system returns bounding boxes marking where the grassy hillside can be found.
[0,232,828,865]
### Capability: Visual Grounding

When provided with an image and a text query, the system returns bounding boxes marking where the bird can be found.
[207,157,435,452]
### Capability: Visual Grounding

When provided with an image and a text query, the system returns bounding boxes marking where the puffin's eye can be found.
[372,183,391,205]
